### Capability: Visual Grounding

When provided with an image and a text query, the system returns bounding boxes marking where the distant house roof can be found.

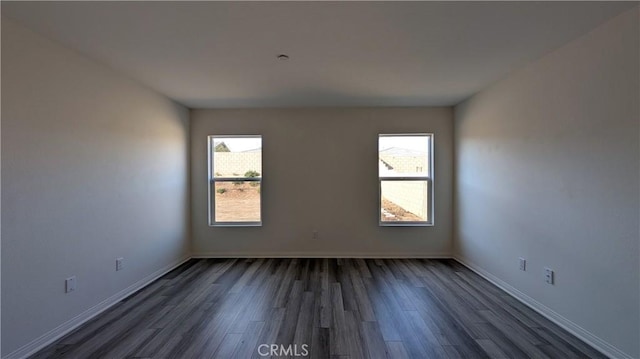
[380,147,427,157]
[213,141,230,152]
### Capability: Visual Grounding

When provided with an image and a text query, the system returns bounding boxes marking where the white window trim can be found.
[378,133,434,227]
[208,135,263,227]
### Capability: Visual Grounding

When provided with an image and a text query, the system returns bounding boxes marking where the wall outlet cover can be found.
[65,276,76,293]
[116,257,124,271]
[544,267,554,285]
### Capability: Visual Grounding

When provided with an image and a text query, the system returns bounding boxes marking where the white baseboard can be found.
[5,256,191,359]
[453,255,633,359]
[191,252,453,259]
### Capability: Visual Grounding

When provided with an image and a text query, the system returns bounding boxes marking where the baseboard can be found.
[5,256,191,359]
[191,252,453,259]
[453,255,633,359]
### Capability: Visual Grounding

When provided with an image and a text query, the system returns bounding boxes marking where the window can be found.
[208,135,262,226]
[379,134,433,226]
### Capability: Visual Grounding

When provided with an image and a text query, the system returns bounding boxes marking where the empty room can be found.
[1,1,638,359]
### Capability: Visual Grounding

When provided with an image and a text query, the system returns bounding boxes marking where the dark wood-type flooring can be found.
[31,259,605,358]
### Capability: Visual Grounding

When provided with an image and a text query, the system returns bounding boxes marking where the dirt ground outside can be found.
[381,198,423,222]
[214,184,419,223]
[214,182,261,222]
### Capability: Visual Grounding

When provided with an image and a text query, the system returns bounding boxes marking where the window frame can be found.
[378,133,434,227]
[208,135,263,227]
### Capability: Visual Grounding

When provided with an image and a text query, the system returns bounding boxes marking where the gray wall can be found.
[1,18,190,356]
[191,108,453,257]
[454,7,639,358]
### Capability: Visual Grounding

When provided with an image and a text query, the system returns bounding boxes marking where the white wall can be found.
[1,15,3,357]
[454,7,639,359]
[191,108,453,257]
[1,18,190,357]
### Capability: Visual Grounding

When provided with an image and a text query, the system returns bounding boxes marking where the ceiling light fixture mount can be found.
[277,54,289,61]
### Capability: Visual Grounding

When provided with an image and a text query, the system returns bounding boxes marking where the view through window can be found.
[379,134,433,225]
[209,136,262,225]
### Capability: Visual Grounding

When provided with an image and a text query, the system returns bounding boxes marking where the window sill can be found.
[379,222,434,227]
[210,222,262,227]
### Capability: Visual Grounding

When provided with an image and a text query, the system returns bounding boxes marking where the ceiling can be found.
[2,1,635,108]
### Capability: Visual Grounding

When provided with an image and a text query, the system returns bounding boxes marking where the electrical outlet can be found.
[519,257,526,271]
[312,230,318,240]
[544,267,554,285]
[65,276,76,293]
[116,257,124,271]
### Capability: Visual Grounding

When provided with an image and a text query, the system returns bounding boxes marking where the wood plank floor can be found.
[31,259,605,359]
